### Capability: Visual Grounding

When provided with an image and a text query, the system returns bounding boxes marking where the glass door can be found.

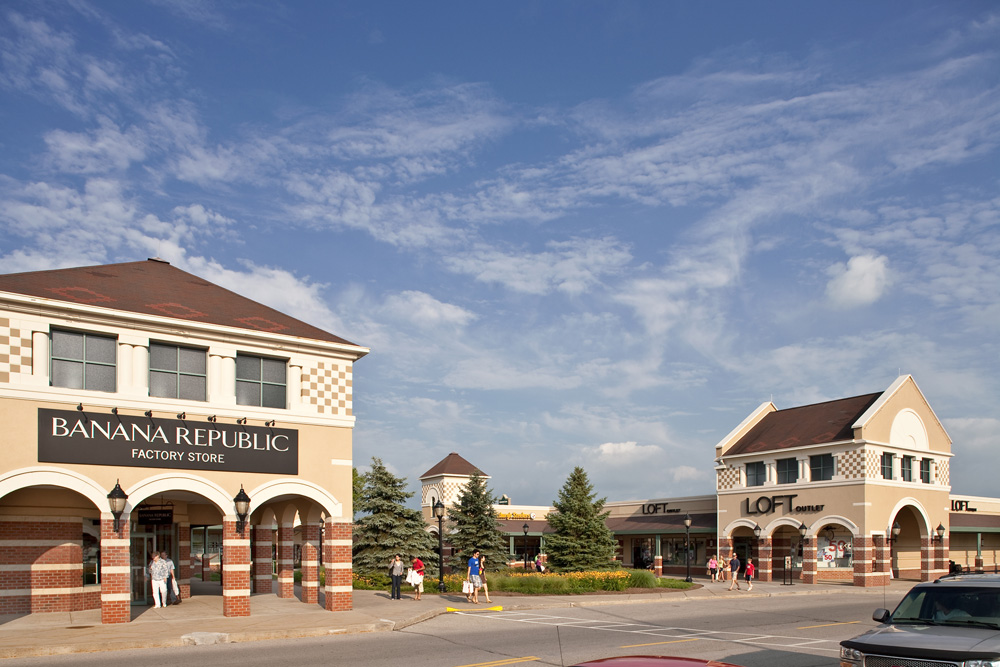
[130,532,153,605]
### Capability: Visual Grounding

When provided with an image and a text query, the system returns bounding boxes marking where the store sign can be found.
[743,494,825,516]
[641,502,681,515]
[952,500,978,512]
[37,408,298,474]
[137,509,174,525]
[498,512,537,520]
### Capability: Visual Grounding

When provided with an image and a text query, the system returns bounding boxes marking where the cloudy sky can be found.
[2,2,998,506]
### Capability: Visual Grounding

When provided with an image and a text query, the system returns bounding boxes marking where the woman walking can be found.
[389,554,404,600]
[708,554,718,583]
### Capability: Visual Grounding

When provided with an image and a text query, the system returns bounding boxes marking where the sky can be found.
[1,1,999,507]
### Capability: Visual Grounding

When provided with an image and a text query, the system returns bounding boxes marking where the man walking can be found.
[727,552,741,591]
[466,549,482,604]
[147,551,170,608]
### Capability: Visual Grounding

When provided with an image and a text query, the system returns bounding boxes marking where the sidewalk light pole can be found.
[433,500,446,592]
[683,513,693,583]
[523,523,530,571]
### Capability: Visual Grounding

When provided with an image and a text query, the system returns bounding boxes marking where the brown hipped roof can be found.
[725,392,883,456]
[420,452,485,479]
[0,259,362,349]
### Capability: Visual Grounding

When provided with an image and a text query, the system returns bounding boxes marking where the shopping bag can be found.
[462,580,472,594]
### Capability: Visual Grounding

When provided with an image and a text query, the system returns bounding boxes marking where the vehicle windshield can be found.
[891,586,1000,628]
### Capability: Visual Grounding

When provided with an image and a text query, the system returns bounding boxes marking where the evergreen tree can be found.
[447,472,509,572]
[352,467,363,520]
[352,457,438,576]
[545,466,617,571]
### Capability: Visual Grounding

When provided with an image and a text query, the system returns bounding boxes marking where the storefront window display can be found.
[663,537,703,567]
[817,528,853,568]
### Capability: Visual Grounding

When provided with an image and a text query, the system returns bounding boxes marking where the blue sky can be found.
[2,2,998,506]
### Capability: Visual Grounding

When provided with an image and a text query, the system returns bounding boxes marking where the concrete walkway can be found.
[0,577,915,659]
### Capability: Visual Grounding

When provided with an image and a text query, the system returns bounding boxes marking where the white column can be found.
[31,330,49,385]
[209,347,237,405]
[132,343,148,396]
[117,342,134,394]
[287,361,302,409]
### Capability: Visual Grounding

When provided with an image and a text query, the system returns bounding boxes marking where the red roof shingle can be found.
[420,452,485,479]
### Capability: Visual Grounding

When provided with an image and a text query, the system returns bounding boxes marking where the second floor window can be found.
[776,458,798,484]
[236,354,286,409]
[149,343,207,401]
[901,456,913,482]
[920,458,932,484]
[51,330,116,392]
[746,461,766,487]
[881,452,894,479]
[810,454,834,481]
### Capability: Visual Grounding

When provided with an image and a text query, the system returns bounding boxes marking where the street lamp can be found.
[433,500,446,592]
[523,523,530,571]
[233,486,251,536]
[683,513,693,583]
[107,480,128,534]
[933,523,946,543]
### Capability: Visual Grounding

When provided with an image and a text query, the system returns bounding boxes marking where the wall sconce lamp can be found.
[236,417,247,425]
[932,523,947,543]
[798,522,808,540]
[265,420,275,427]
[208,415,217,422]
[144,410,153,418]
[753,523,762,540]
[887,521,902,545]
[111,407,119,415]
[177,412,186,420]
[107,480,128,534]
[234,485,251,536]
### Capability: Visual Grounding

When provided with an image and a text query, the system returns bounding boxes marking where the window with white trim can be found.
[149,343,207,401]
[235,353,286,408]
[50,329,117,392]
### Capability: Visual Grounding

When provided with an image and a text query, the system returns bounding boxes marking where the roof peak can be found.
[420,452,487,479]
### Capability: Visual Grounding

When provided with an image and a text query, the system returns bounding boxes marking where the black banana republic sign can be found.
[37,408,298,474]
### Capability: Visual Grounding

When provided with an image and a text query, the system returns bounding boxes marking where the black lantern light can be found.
[433,500,446,592]
[888,521,901,544]
[107,480,128,534]
[683,513,693,583]
[233,485,251,535]
[934,523,946,542]
[753,523,762,540]
[523,522,531,571]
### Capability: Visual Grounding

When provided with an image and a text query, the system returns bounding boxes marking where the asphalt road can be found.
[3,590,906,667]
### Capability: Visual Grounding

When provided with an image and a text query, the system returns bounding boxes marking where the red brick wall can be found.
[221,519,250,617]
[253,527,273,594]
[323,520,352,612]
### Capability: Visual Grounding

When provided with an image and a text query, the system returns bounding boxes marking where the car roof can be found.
[919,573,1000,588]
[572,657,743,667]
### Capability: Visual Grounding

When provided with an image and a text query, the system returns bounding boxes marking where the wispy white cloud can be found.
[826,254,891,308]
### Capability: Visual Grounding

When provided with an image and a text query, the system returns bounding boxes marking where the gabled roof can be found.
[725,392,883,456]
[0,259,364,350]
[420,452,486,479]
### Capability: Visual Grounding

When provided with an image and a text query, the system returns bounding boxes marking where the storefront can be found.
[0,259,367,622]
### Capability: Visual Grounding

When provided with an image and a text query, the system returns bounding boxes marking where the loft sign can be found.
[37,408,298,474]
[743,494,824,516]
[642,502,681,515]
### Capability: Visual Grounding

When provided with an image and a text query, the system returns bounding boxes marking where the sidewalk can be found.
[0,577,915,659]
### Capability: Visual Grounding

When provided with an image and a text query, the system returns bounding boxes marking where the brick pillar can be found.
[933,536,949,579]
[253,526,273,594]
[653,555,663,577]
[921,536,934,581]
[100,514,130,624]
[757,537,772,582]
[301,523,320,604]
[852,535,874,587]
[277,522,295,599]
[802,537,817,584]
[976,555,985,573]
[178,524,191,600]
[323,518,352,612]
[222,519,251,617]
[873,534,890,586]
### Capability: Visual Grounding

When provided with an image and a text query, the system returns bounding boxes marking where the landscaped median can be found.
[352,569,696,594]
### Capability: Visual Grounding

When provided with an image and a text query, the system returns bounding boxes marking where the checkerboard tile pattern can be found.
[717,464,741,491]
[866,448,882,479]
[300,361,352,416]
[838,448,865,479]
[0,318,33,384]
[938,459,950,486]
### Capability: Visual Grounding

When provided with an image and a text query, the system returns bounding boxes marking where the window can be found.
[776,458,798,484]
[920,458,932,484]
[901,456,913,482]
[810,454,834,481]
[236,354,286,408]
[881,452,894,480]
[50,330,116,392]
[746,461,766,487]
[149,343,207,401]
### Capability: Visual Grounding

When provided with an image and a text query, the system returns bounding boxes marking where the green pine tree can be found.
[352,467,364,520]
[352,457,438,576]
[545,466,618,571]
[447,472,509,573]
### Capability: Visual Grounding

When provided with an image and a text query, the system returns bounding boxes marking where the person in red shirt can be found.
[745,557,755,591]
[410,556,425,600]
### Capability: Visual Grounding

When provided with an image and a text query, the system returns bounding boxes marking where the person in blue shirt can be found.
[727,553,742,591]
[466,549,482,604]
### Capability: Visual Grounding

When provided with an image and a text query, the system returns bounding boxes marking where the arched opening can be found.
[891,505,927,580]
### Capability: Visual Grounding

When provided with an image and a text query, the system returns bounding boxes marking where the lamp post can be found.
[888,521,901,579]
[107,480,128,534]
[683,513,692,583]
[523,523,530,571]
[797,522,808,583]
[233,486,251,536]
[433,500,446,592]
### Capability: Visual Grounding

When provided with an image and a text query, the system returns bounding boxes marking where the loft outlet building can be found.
[422,376,1000,585]
[0,259,367,623]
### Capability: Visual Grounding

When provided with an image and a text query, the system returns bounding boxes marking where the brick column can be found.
[802,537,817,584]
[757,537,772,581]
[873,534,890,586]
[301,523,320,604]
[323,518,352,612]
[933,536,949,580]
[653,555,663,577]
[253,526,274,594]
[100,514,131,624]
[222,519,251,617]
[921,536,933,581]
[852,535,874,587]
[178,524,191,600]
[277,522,295,599]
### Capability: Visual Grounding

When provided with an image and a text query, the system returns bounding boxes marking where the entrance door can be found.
[130,532,154,605]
